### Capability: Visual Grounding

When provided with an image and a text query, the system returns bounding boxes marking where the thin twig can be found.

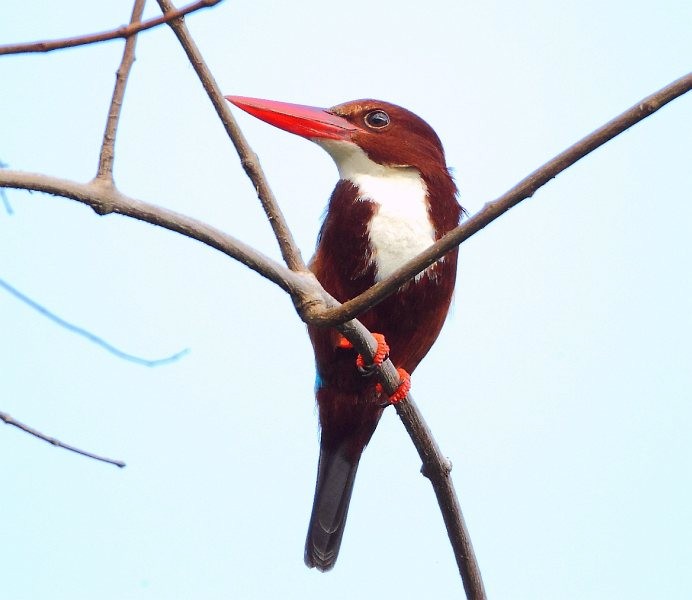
[0,410,126,467]
[303,72,692,327]
[0,188,11,215]
[155,0,307,273]
[95,0,146,181]
[0,277,190,367]
[0,0,222,56]
[0,160,12,215]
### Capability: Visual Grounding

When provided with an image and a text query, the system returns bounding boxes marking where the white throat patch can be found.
[317,140,436,282]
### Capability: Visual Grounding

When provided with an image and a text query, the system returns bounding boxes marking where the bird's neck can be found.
[350,169,434,282]
[317,141,436,282]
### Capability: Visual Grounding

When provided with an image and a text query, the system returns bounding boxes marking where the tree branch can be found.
[155,0,308,273]
[1,410,126,467]
[395,395,485,599]
[303,72,692,327]
[0,171,313,299]
[95,0,146,181]
[330,315,485,598]
[0,276,189,367]
[0,0,223,56]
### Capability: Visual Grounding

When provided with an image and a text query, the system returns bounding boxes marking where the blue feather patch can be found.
[314,370,324,391]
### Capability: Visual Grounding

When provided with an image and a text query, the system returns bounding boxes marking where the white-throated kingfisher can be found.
[226,95,462,571]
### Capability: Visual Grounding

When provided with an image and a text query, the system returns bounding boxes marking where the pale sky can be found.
[1,1,691,599]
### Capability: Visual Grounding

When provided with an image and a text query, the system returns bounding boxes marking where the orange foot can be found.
[355,333,389,373]
[336,333,411,404]
[336,333,389,374]
[376,368,411,404]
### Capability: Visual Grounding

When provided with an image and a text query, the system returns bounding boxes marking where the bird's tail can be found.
[304,443,360,571]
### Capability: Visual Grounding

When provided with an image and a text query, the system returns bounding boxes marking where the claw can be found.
[356,361,379,376]
[355,333,389,376]
[375,368,411,404]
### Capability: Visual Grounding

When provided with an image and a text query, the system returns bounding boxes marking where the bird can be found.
[226,95,463,571]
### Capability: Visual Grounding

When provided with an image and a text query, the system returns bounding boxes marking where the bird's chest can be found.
[350,172,436,282]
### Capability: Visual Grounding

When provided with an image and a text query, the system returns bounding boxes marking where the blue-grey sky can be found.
[1,1,691,599]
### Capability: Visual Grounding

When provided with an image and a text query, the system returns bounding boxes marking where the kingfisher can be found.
[226,95,462,571]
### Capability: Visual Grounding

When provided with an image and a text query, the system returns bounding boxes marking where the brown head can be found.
[225,96,452,183]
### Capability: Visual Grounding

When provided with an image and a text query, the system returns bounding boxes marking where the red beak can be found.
[225,96,358,141]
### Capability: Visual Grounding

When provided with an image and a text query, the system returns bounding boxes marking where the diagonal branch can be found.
[95,0,146,181]
[1,410,126,467]
[303,72,692,327]
[0,276,189,367]
[331,315,486,598]
[0,171,311,299]
[0,0,223,56]
[395,394,485,599]
[155,0,307,273]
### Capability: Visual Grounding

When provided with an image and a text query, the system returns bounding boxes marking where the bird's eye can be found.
[364,110,390,129]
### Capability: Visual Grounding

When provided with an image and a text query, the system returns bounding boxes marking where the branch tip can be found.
[1,410,126,468]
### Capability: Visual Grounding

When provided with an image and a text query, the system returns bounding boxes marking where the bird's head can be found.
[225,96,450,181]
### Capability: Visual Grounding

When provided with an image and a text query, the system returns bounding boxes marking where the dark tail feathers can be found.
[304,445,360,571]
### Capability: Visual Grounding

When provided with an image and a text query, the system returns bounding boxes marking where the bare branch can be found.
[1,410,126,468]
[0,277,189,367]
[95,0,146,181]
[155,0,308,273]
[332,316,485,598]
[395,395,485,599]
[0,0,223,56]
[0,171,313,299]
[304,72,692,327]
